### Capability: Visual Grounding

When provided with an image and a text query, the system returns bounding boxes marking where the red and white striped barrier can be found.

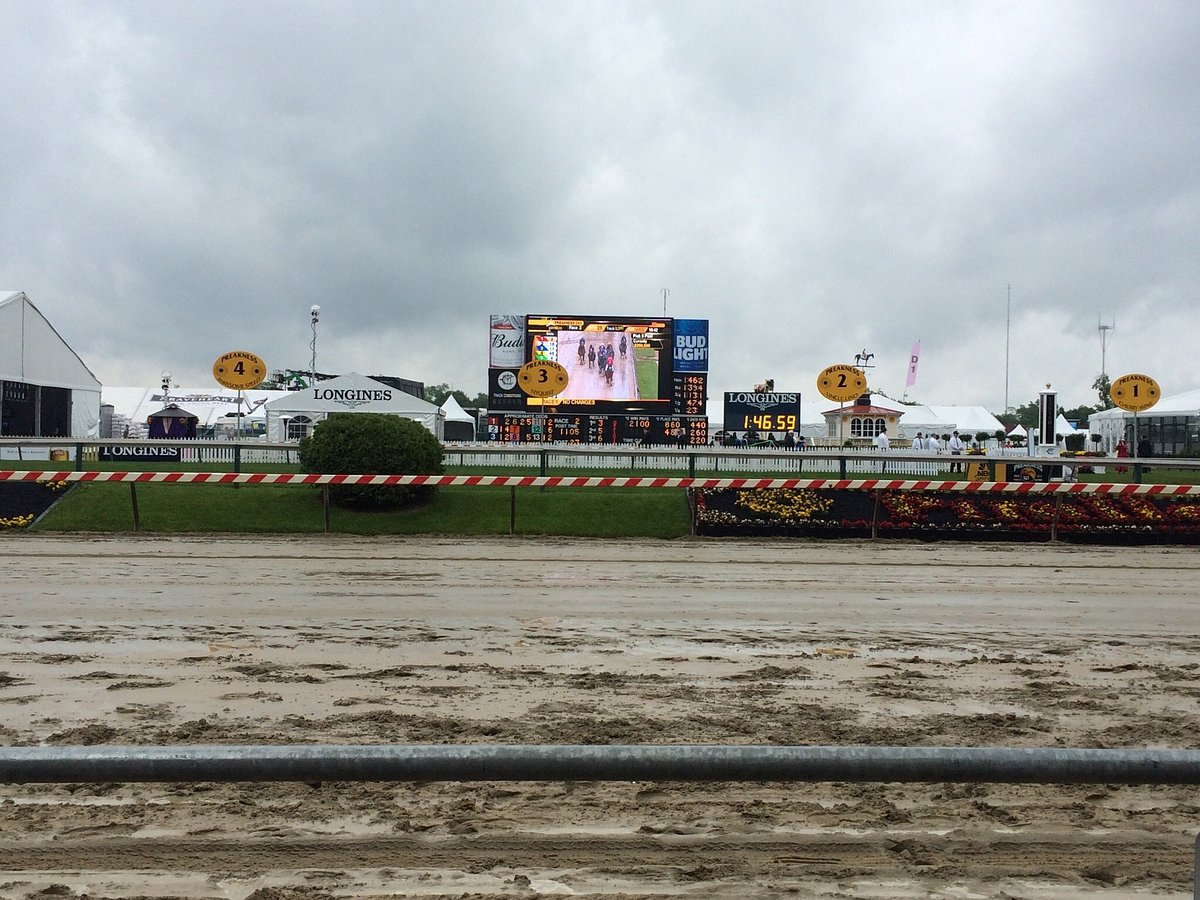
[3,471,1199,496]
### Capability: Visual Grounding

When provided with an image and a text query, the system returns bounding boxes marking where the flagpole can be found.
[1004,284,1011,414]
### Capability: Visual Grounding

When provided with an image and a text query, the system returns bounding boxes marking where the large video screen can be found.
[525,315,673,412]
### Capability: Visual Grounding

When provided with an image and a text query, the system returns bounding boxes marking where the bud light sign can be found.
[673,319,709,372]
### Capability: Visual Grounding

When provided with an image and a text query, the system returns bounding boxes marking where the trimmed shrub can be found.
[1064,433,1086,451]
[298,413,444,510]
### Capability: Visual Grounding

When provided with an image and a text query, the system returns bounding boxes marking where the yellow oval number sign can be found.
[816,364,868,403]
[517,360,569,398]
[1109,373,1160,413]
[213,350,267,390]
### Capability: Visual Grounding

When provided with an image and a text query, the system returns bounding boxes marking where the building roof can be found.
[821,403,905,416]
[0,291,101,391]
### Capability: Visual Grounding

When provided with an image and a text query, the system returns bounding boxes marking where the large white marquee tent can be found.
[1089,388,1200,454]
[0,291,101,437]
[264,373,444,441]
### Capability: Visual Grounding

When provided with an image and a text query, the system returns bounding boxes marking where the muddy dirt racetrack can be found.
[0,534,1198,898]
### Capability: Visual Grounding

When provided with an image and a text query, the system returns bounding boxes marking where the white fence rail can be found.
[0,438,1165,480]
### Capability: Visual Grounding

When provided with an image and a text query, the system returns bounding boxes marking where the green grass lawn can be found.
[33,481,694,538]
[13,453,1200,537]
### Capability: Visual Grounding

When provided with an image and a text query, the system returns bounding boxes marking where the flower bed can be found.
[692,488,1200,543]
[0,481,71,530]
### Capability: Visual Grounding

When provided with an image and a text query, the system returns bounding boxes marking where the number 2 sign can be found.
[816,364,868,403]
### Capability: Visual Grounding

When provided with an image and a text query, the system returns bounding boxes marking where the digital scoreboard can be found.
[488,313,710,444]
[722,392,802,434]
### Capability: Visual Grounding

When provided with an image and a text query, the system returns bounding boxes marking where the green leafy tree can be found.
[1062,404,1097,424]
[1092,373,1114,410]
[298,413,444,510]
[1009,401,1040,429]
[425,383,484,409]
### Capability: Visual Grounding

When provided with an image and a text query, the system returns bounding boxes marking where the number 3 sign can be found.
[518,360,570,398]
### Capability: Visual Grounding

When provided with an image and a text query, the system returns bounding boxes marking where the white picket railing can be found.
[0,437,1099,479]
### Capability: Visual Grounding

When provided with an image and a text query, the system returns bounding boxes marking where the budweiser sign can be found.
[489,314,525,368]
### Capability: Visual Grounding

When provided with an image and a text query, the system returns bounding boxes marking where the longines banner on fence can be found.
[98,445,182,462]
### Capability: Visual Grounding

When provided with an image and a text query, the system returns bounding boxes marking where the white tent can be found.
[1089,387,1200,453]
[101,386,291,438]
[264,373,444,441]
[1054,414,1079,437]
[0,291,102,437]
[439,395,477,441]
[890,405,957,441]
[922,405,1006,437]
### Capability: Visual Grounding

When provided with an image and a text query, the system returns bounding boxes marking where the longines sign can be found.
[98,445,181,462]
[724,392,799,409]
[312,387,393,409]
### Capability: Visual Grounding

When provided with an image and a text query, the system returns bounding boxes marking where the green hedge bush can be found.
[298,413,444,510]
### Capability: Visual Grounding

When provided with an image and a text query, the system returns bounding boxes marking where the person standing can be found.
[874,428,890,473]
[1115,438,1130,474]
[948,430,965,472]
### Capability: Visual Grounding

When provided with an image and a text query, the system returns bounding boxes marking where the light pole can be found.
[309,305,321,387]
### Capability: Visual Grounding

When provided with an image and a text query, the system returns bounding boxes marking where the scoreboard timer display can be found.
[723,392,802,433]
[487,413,709,446]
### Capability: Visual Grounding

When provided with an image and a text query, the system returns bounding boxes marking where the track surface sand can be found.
[0,534,1198,898]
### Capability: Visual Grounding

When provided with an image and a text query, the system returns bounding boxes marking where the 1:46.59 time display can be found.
[741,414,797,432]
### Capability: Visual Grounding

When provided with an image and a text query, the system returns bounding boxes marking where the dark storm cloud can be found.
[1,0,1196,411]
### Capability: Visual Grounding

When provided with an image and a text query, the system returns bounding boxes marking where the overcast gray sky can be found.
[2,0,1197,413]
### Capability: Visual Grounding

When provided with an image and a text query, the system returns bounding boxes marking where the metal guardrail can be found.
[4,438,1198,481]
[3,745,1196,887]
[2,745,1197,784]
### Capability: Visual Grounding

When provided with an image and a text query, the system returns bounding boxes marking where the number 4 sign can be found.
[213,351,268,390]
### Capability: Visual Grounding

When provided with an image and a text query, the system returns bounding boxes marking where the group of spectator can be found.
[715,429,807,449]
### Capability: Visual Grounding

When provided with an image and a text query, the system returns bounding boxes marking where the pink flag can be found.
[906,341,921,387]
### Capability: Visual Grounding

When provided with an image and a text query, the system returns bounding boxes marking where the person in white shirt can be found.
[948,430,966,472]
[874,429,890,473]
[926,433,941,453]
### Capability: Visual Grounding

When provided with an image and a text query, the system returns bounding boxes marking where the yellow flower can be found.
[736,489,833,520]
